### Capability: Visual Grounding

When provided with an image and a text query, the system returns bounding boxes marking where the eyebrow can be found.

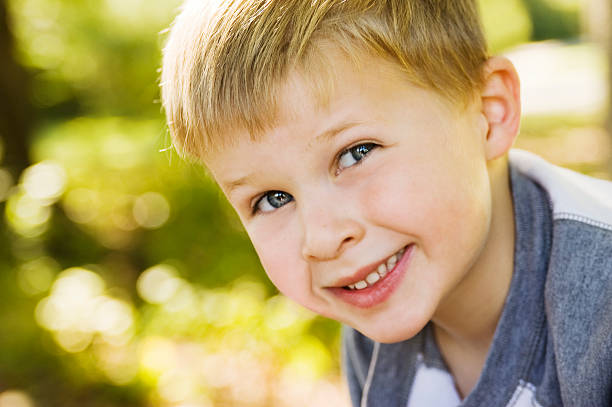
[225,176,251,195]
[308,120,365,148]
[225,120,366,194]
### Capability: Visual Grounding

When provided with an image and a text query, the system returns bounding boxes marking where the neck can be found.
[433,156,515,353]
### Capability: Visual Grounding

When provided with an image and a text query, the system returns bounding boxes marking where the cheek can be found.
[361,158,491,254]
[249,228,311,303]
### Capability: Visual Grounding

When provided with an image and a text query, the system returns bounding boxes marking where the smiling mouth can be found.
[327,244,414,309]
[343,246,407,290]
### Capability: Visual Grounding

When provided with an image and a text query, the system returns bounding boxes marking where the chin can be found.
[357,319,428,344]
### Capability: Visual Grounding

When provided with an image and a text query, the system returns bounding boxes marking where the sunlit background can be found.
[0,0,610,406]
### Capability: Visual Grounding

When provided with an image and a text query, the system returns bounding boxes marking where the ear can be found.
[480,57,521,161]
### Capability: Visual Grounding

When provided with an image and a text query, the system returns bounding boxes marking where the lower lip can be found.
[327,244,414,309]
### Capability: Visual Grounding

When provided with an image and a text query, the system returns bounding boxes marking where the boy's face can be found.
[206,50,494,343]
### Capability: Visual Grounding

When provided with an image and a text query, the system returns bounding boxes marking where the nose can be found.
[300,198,365,262]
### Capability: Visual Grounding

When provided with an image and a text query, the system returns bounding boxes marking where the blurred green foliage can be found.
[0,0,601,406]
[479,0,582,53]
[523,0,581,41]
[8,0,177,119]
[479,0,533,53]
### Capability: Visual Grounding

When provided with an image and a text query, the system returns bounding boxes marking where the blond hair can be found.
[161,0,488,160]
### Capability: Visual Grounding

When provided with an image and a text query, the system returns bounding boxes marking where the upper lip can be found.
[326,246,406,288]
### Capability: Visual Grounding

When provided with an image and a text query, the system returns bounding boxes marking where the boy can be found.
[160,1,612,405]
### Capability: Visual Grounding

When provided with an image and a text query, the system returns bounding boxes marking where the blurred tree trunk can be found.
[608,2,612,176]
[581,0,612,176]
[605,0,612,176]
[582,0,609,42]
[0,0,31,179]
[0,0,31,257]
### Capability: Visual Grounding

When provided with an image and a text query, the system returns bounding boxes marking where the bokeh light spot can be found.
[35,268,105,333]
[52,267,105,301]
[173,401,213,407]
[163,281,197,313]
[13,194,51,221]
[158,372,198,402]
[94,343,138,385]
[28,33,65,70]
[93,297,134,337]
[200,291,232,326]
[102,135,141,169]
[284,337,332,380]
[35,267,136,352]
[54,330,93,353]
[21,161,66,204]
[139,336,176,373]
[16,256,59,296]
[264,295,312,331]
[62,188,99,224]
[5,191,52,237]
[133,192,170,229]
[137,264,181,304]
[0,390,35,407]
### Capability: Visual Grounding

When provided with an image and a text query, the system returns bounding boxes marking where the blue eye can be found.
[338,143,378,171]
[254,191,293,214]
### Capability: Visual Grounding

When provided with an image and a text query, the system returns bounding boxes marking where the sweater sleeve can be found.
[545,221,612,405]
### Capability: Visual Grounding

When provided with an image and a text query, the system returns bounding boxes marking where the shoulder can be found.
[509,149,612,404]
[509,149,612,285]
[509,149,612,231]
[509,149,612,313]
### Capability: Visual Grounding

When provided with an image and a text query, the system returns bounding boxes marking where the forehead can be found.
[203,47,408,142]
[280,46,411,122]
[262,50,425,134]
[204,48,458,185]
[202,51,389,153]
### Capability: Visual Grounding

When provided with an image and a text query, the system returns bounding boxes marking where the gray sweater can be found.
[342,150,612,407]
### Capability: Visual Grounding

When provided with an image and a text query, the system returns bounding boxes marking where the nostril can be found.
[342,236,354,246]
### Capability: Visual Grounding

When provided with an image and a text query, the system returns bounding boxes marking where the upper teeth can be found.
[347,247,405,290]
